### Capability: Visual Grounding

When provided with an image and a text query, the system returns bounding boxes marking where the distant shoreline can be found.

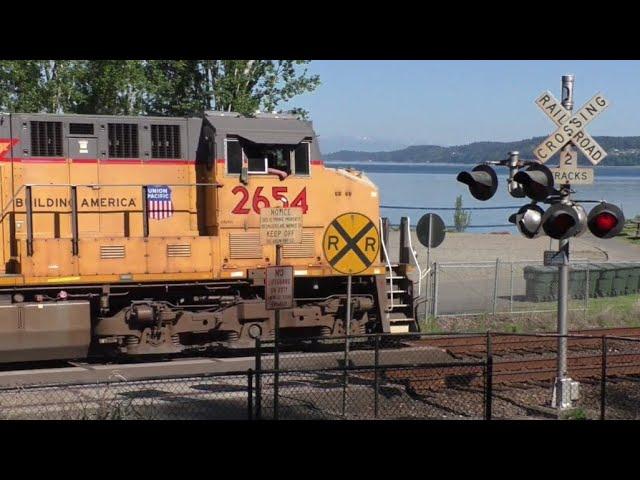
[323,160,640,168]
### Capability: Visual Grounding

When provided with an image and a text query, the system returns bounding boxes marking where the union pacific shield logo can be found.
[147,185,173,220]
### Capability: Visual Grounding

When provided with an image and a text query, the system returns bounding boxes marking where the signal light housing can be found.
[508,204,545,239]
[456,165,498,201]
[513,163,555,201]
[587,202,625,238]
[541,203,587,240]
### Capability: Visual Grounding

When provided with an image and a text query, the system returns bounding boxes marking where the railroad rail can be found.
[407,327,640,357]
[2,327,640,389]
[382,351,640,393]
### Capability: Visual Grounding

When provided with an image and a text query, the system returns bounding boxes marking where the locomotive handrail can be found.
[0,182,221,221]
[379,217,396,312]
[405,216,424,298]
[0,182,222,257]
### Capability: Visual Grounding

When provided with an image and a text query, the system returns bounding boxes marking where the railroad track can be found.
[407,327,640,357]
[382,351,640,395]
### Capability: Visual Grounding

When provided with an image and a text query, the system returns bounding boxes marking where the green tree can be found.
[0,60,87,113]
[145,60,320,118]
[76,60,150,115]
[0,60,320,118]
[454,195,471,232]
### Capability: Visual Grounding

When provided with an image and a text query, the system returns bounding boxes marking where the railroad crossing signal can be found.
[508,203,545,239]
[456,164,498,201]
[541,203,587,240]
[587,202,625,238]
[534,91,610,164]
[513,163,555,201]
[323,212,379,275]
[535,91,608,165]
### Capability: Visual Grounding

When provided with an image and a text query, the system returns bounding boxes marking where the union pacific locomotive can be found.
[0,111,417,362]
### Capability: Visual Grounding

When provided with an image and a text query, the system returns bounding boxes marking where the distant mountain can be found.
[324,136,640,166]
[318,135,408,154]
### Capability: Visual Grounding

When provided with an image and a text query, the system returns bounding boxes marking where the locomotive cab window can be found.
[226,138,311,176]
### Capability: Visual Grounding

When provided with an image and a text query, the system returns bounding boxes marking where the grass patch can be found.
[614,218,640,246]
[429,292,640,334]
[561,408,588,420]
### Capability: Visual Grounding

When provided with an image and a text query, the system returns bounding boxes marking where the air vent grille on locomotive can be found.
[30,121,63,157]
[229,233,262,259]
[108,123,139,158]
[282,232,315,258]
[151,124,181,159]
[167,243,191,257]
[69,123,95,135]
[100,245,126,259]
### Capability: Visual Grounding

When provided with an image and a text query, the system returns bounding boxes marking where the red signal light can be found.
[587,203,624,239]
[541,203,586,240]
[551,213,575,233]
[593,212,617,233]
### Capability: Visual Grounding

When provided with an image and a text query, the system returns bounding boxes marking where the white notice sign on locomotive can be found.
[265,266,294,310]
[260,207,303,245]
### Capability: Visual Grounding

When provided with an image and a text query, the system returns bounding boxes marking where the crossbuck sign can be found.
[534,91,609,165]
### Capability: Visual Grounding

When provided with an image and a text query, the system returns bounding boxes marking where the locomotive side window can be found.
[244,143,292,174]
[108,123,139,158]
[151,124,181,159]
[30,121,63,156]
[225,137,311,176]
[226,139,242,174]
[294,142,310,175]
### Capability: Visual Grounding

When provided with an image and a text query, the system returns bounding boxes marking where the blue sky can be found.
[281,61,640,153]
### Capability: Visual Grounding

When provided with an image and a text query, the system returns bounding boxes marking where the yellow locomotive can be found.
[0,111,416,362]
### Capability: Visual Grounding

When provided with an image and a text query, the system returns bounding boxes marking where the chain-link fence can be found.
[3,332,640,420]
[0,371,255,420]
[421,260,640,327]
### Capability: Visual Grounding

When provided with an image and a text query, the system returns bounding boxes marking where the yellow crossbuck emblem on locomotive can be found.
[323,212,380,275]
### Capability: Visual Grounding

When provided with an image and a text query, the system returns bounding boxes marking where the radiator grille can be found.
[108,123,139,158]
[69,123,94,135]
[167,243,191,257]
[282,232,316,258]
[100,245,125,259]
[151,124,181,159]
[229,233,262,259]
[30,121,63,156]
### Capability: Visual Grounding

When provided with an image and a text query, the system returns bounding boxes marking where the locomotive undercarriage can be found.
[0,274,385,361]
[94,275,380,356]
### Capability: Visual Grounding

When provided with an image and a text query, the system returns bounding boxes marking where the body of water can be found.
[326,162,640,233]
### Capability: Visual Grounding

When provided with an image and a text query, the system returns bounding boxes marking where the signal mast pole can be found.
[555,74,574,410]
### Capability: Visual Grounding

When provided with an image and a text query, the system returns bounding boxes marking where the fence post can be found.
[433,262,439,319]
[509,262,514,314]
[374,334,380,419]
[600,335,607,421]
[248,369,254,421]
[342,333,349,419]
[255,338,262,420]
[584,262,590,322]
[485,331,493,420]
[492,258,500,315]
